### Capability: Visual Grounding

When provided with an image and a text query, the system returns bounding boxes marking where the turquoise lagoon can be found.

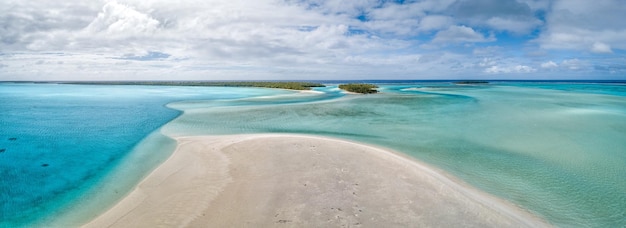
[0,83,296,227]
[1,82,625,227]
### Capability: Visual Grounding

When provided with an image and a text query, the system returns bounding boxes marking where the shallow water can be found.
[1,82,624,227]
[0,83,293,227]
[164,82,626,227]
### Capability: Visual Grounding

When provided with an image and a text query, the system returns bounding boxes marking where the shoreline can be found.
[83,134,550,227]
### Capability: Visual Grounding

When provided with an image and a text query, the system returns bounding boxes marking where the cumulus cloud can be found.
[419,15,453,32]
[0,1,99,50]
[117,51,171,61]
[472,46,504,57]
[447,0,542,34]
[591,42,613,54]
[0,0,623,80]
[432,25,495,43]
[85,2,159,36]
[485,65,536,74]
[561,59,590,71]
[537,0,626,53]
[356,0,456,36]
[541,61,558,69]
[485,17,541,34]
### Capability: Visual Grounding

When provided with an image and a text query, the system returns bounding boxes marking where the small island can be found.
[453,81,489,85]
[67,81,326,90]
[338,83,379,94]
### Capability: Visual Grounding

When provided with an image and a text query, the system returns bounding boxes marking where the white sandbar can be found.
[83,134,550,227]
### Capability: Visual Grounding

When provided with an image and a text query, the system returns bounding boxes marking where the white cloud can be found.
[516,0,551,11]
[561,59,590,71]
[433,25,494,43]
[486,17,541,34]
[537,59,593,72]
[485,65,536,74]
[363,19,421,36]
[291,0,380,16]
[0,1,100,51]
[590,42,613,54]
[479,57,497,67]
[360,0,456,36]
[85,2,159,36]
[541,61,558,69]
[3,0,435,81]
[447,0,541,34]
[472,46,503,56]
[537,0,626,52]
[419,15,453,31]
[0,0,624,80]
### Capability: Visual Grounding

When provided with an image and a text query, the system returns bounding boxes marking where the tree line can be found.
[338,83,379,94]
[67,81,326,90]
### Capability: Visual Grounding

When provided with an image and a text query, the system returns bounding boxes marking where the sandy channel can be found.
[83,134,550,227]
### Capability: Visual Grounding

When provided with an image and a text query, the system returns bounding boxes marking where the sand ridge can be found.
[83,134,550,227]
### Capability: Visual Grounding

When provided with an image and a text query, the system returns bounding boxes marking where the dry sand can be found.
[83,134,550,227]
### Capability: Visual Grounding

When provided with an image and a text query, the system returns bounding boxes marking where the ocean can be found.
[1,82,625,227]
[0,83,292,227]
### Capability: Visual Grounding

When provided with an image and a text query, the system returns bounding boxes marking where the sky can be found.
[1,0,625,81]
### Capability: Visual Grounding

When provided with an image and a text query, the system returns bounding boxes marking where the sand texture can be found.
[84,134,550,228]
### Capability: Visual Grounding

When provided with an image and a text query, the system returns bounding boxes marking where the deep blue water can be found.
[0,83,292,227]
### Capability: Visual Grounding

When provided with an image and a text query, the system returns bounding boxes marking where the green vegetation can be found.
[454,80,489,85]
[67,81,325,90]
[338,83,379,94]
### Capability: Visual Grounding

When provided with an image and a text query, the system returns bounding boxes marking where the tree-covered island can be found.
[453,80,489,85]
[67,81,325,90]
[338,83,379,94]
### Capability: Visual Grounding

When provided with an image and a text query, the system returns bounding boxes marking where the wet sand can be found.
[83,134,550,227]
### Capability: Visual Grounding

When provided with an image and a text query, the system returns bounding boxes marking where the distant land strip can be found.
[338,83,379,94]
[65,81,326,90]
[453,81,489,85]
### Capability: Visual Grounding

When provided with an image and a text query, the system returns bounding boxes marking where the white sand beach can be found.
[83,134,550,227]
